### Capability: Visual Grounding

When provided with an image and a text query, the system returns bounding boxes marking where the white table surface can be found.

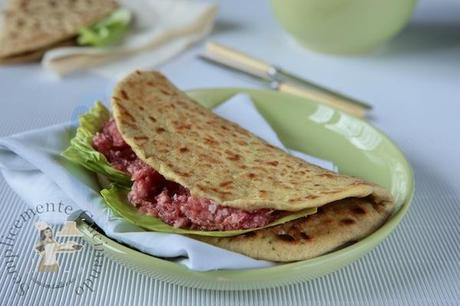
[0,0,459,305]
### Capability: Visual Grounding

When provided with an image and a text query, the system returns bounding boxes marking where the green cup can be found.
[271,0,417,54]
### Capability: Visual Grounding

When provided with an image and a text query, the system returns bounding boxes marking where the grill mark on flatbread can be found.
[340,218,355,225]
[219,181,233,187]
[300,232,312,241]
[120,90,129,100]
[352,207,366,215]
[276,234,296,242]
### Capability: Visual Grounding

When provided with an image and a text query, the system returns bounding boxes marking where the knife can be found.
[199,52,367,118]
[202,42,372,117]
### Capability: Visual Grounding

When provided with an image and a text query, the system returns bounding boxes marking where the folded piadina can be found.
[63,70,394,262]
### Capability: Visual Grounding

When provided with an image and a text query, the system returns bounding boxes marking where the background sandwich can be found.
[0,0,130,64]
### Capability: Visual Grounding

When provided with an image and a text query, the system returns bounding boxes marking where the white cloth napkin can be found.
[42,0,218,79]
[0,94,335,271]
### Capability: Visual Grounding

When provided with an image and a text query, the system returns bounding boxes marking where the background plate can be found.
[77,88,414,290]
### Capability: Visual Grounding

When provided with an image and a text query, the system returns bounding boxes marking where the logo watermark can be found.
[0,202,106,297]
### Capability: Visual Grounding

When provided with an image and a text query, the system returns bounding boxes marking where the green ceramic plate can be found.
[76,88,414,291]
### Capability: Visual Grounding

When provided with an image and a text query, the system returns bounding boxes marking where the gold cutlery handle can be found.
[278,82,366,118]
[206,42,272,78]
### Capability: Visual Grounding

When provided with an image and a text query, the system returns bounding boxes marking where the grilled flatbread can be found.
[0,0,118,62]
[112,71,392,211]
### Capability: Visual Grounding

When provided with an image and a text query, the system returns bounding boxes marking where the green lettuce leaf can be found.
[101,185,317,237]
[61,101,131,186]
[77,8,132,47]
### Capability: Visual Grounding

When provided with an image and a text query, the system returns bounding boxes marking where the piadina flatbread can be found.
[112,71,392,211]
[0,0,118,63]
[104,71,394,261]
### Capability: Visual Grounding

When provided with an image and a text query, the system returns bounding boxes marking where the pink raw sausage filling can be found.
[93,119,277,230]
